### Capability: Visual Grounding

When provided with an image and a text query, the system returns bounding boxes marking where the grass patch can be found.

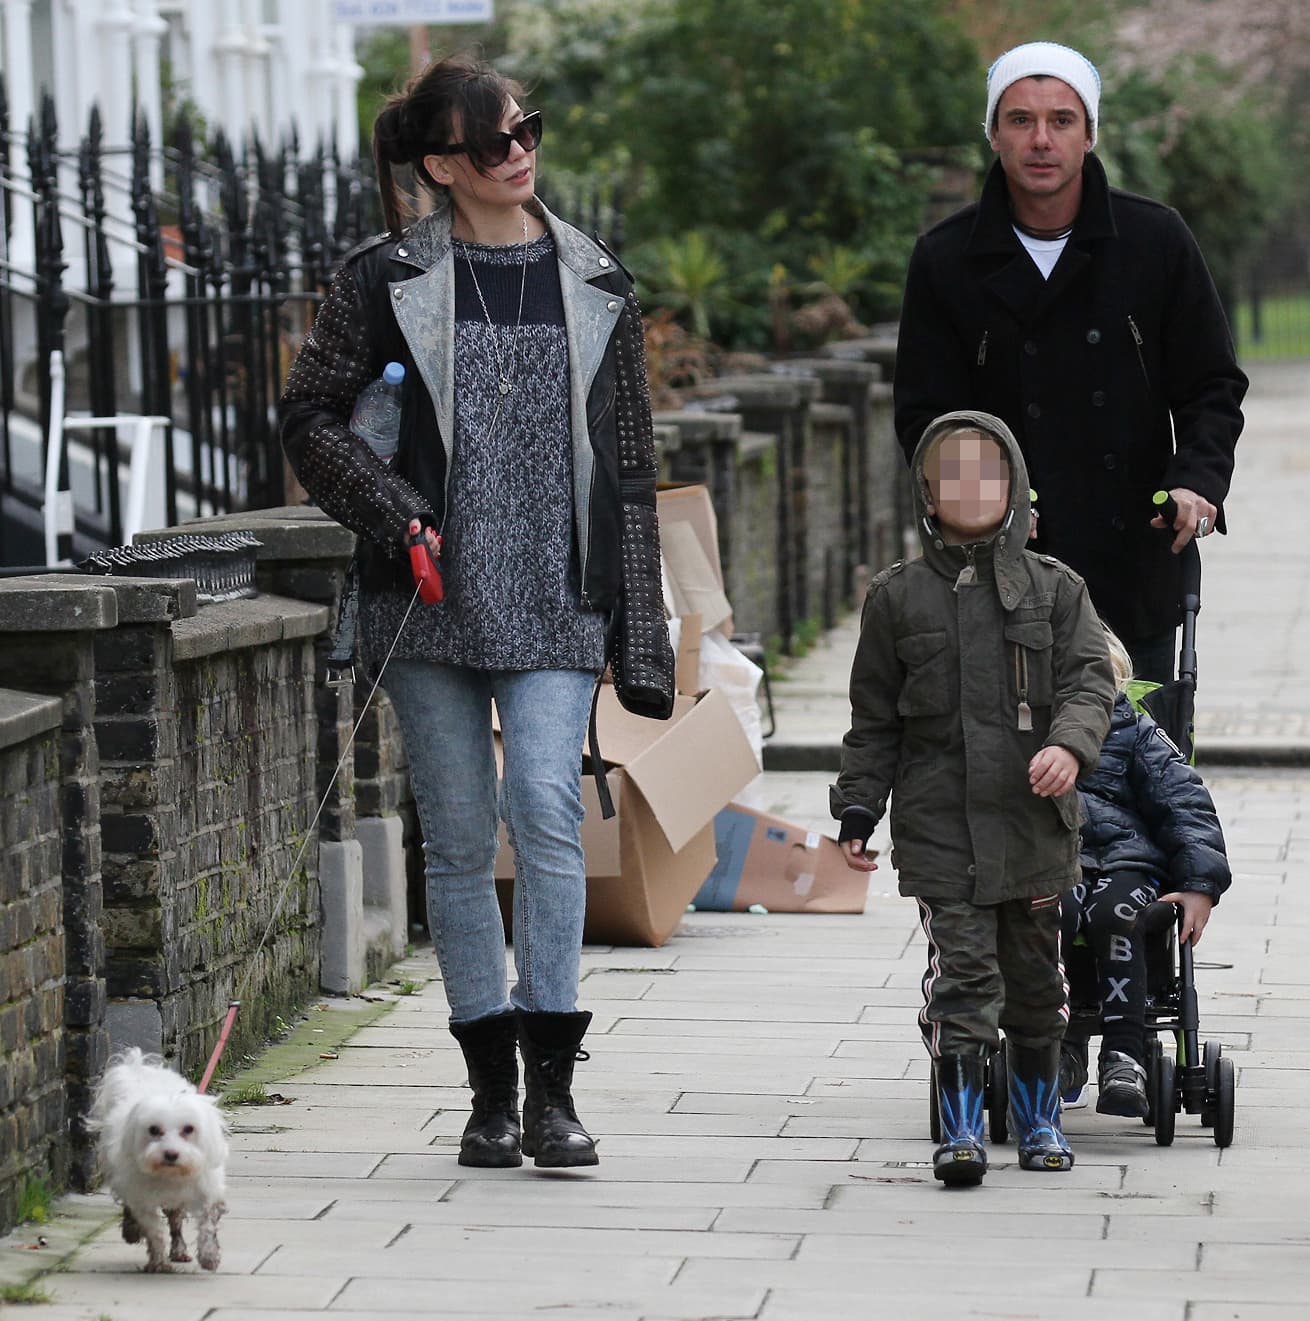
[210,994,397,1102]
[1234,290,1310,361]
[0,1281,53,1304]
[219,1082,271,1108]
[392,978,424,996]
[17,1175,55,1225]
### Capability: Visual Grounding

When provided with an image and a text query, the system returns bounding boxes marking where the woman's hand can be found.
[1157,890,1214,945]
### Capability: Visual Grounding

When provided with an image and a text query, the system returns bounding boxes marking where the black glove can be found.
[837,805,878,850]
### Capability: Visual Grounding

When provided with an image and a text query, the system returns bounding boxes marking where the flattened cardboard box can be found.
[657,483,734,636]
[694,805,870,915]
[495,685,759,946]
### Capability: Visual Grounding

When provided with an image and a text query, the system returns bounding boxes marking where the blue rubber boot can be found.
[1007,1040,1075,1172]
[932,1054,987,1186]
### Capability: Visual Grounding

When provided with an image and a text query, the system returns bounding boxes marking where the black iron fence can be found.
[0,83,622,569]
[1,84,382,567]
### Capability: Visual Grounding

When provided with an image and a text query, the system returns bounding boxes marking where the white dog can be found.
[88,1048,229,1272]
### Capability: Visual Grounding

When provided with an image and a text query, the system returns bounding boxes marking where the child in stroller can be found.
[1059,627,1231,1117]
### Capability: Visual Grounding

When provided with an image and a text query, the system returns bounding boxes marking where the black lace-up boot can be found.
[449,1012,522,1168]
[516,1009,599,1168]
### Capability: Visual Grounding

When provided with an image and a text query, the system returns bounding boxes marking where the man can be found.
[893,41,1246,682]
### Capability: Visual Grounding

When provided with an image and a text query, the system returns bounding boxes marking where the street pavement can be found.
[2,362,1309,1320]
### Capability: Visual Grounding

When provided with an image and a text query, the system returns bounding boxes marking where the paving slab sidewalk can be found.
[765,358,1310,769]
[3,363,1309,1320]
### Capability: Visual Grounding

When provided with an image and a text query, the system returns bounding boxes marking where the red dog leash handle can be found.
[407,519,444,604]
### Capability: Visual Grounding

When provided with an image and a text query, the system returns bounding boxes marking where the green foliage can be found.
[220,1082,270,1107]
[505,0,981,342]
[1102,57,1287,314]
[17,1174,54,1225]
[630,231,734,340]
[0,1281,53,1304]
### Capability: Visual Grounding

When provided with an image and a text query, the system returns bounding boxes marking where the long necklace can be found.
[463,211,530,399]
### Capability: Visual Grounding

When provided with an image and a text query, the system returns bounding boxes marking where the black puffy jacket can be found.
[1077,692,1230,901]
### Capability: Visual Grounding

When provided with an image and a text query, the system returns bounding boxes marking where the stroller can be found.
[929,496,1237,1150]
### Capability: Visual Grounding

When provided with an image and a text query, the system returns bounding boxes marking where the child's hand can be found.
[1028,745,1079,797]
[1157,890,1214,945]
[840,839,879,873]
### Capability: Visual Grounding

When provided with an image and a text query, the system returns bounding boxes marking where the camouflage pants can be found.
[915,893,1067,1057]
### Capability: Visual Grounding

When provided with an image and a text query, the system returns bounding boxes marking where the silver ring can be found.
[1197,515,1211,537]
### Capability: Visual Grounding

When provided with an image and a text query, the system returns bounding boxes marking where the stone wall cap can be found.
[820,336,898,372]
[0,687,63,750]
[171,593,330,662]
[136,507,356,562]
[652,410,744,442]
[0,579,118,631]
[62,574,199,623]
[811,400,855,425]
[686,373,821,408]
[779,356,883,384]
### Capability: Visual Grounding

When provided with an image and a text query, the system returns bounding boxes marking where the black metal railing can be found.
[0,86,380,567]
[0,83,624,570]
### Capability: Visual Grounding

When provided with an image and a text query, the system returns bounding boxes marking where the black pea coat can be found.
[893,155,1247,644]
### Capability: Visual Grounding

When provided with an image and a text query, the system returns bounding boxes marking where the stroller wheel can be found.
[987,1041,1009,1144]
[1202,1041,1222,1126]
[1213,1054,1236,1148]
[1144,1036,1163,1127]
[929,1061,941,1143]
[1153,1049,1177,1147]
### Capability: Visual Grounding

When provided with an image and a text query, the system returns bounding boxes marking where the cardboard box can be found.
[693,805,871,915]
[495,685,759,946]
[657,484,734,636]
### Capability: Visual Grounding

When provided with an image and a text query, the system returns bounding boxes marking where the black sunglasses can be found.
[437,111,543,169]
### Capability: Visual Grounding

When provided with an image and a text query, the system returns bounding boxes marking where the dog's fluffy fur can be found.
[88,1048,228,1272]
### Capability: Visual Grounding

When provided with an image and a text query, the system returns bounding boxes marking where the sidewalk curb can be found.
[763,740,1310,773]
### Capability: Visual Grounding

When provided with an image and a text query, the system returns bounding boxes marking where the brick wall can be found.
[95,594,328,1076]
[0,693,66,1230]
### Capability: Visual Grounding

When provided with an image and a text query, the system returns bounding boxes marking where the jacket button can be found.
[1092,390,1106,406]
[1026,402,1041,419]
[599,257,611,268]
[607,300,619,311]
[967,865,976,876]
[1087,328,1101,344]
[1024,340,1037,356]
[1111,516,1125,531]
[396,246,409,257]
[393,289,404,301]
[1103,453,1117,469]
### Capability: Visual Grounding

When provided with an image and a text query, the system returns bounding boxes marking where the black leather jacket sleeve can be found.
[279,263,435,553]
[610,289,675,720]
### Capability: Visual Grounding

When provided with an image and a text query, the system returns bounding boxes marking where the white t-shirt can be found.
[1014,227,1069,280]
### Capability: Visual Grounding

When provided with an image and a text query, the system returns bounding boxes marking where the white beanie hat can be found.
[984,41,1101,148]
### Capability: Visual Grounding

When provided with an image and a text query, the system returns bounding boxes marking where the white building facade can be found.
[4,0,362,165]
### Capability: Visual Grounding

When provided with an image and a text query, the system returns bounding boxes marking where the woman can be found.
[280,54,674,1170]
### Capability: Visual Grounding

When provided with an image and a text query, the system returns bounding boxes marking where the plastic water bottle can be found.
[350,361,405,464]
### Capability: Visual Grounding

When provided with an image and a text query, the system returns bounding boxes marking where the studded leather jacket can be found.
[280,197,674,721]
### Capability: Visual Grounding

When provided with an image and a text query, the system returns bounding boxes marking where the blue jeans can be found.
[380,661,595,1023]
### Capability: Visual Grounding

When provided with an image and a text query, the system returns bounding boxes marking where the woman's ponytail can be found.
[368,52,523,235]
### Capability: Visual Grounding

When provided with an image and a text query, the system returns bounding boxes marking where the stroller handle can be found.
[1151,491,1202,607]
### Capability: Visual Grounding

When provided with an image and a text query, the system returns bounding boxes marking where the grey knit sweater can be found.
[362,232,607,673]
